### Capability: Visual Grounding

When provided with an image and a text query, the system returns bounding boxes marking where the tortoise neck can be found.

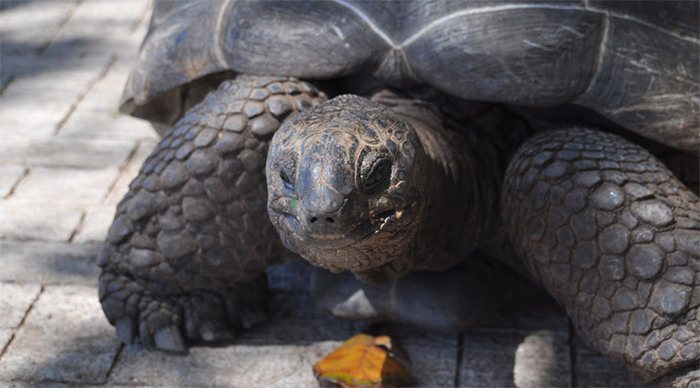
[373,92,506,271]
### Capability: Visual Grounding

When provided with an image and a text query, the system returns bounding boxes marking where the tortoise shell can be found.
[121,0,699,151]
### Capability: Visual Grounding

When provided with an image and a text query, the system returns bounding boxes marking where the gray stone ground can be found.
[0,1,643,386]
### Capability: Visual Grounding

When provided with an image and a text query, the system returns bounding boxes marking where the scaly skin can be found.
[502,128,699,382]
[99,75,325,351]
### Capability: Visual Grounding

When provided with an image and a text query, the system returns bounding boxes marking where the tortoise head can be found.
[265,95,428,275]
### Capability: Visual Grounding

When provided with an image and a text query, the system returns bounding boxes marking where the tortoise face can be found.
[265,95,426,274]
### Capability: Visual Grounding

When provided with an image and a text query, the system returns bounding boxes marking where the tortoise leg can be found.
[311,255,517,333]
[501,127,699,383]
[98,75,325,351]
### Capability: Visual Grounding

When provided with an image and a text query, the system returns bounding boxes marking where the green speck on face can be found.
[290,198,298,209]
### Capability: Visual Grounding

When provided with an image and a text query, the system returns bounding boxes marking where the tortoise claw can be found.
[154,325,186,353]
[115,317,134,344]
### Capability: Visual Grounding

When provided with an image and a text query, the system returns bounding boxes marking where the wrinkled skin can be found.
[266,93,507,282]
[266,96,427,279]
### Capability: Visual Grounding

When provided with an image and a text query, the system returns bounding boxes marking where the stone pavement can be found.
[0,1,642,386]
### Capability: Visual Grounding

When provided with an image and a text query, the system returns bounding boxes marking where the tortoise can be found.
[100,1,700,384]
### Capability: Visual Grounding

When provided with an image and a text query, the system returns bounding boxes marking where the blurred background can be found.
[0,1,646,386]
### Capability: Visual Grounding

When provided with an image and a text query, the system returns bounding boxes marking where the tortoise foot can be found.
[99,270,268,352]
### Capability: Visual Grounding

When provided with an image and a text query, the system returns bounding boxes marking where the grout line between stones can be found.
[0,235,102,246]
[0,285,45,363]
[102,342,124,384]
[453,333,464,387]
[3,168,30,199]
[103,140,140,201]
[53,54,117,136]
[68,211,88,243]
[0,75,16,95]
[37,0,83,55]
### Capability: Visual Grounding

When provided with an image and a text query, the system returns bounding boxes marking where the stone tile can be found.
[104,140,157,205]
[1,137,135,169]
[0,329,12,353]
[43,0,149,58]
[0,199,83,241]
[0,55,114,140]
[109,290,362,386]
[0,285,119,384]
[0,283,41,330]
[391,326,458,387]
[110,341,338,387]
[269,261,458,386]
[0,53,35,90]
[0,240,100,285]
[458,328,571,387]
[57,59,158,142]
[458,300,572,387]
[0,165,25,197]
[11,167,120,208]
[573,337,640,387]
[0,166,120,241]
[58,100,157,143]
[108,282,457,387]
[0,0,80,56]
[73,205,117,244]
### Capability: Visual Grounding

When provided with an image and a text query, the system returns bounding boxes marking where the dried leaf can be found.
[313,333,414,388]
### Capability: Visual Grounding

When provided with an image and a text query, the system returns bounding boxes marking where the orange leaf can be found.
[313,333,414,388]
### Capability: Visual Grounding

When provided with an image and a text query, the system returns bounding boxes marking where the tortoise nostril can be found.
[309,217,318,223]
[325,217,335,224]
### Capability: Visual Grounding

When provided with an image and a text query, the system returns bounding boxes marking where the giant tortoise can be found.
[99,1,699,384]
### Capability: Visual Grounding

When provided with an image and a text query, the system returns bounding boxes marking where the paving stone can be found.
[1,138,135,169]
[0,283,41,330]
[108,272,458,387]
[391,326,458,387]
[11,167,120,208]
[0,0,80,57]
[73,205,117,243]
[109,291,359,386]
[458,298,572,387]
[0,199,83,241]
[58,59,158,143]
[0,330,12,353]
[573,337,641,387]
[0,285,119,384]
[0,52,36,91]
[458,328,570,387]
[110,341,338,387]
[0,165,25,197]
[513,330,570,387]
[58,105,157,143]
[0,240,100,285]
[0,55,114,141]
[267,261,458,386]
[43,0,149,58]
[104,140,157,205]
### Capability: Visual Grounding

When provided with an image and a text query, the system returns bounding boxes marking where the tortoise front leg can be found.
[99,75,325,351]
[501,127,699,383]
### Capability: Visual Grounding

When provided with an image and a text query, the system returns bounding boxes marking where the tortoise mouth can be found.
[276,210,376,249]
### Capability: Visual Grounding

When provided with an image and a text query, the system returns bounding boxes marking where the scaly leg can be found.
[502,127,699,383]
[99,76,325,351]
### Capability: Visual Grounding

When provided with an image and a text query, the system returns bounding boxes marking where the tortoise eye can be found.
[279,158,296,191]
[279,169,294,191]
[362,157,392,195]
